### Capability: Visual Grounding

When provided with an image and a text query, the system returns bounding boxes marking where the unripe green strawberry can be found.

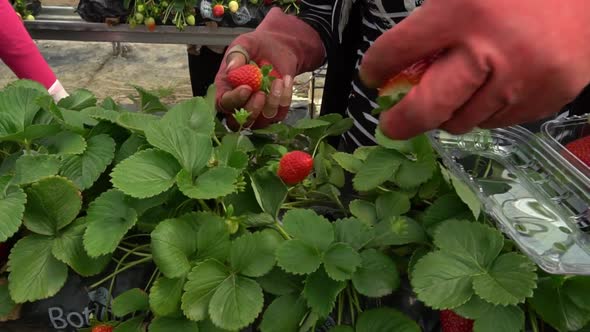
[277,151,314,185]
[134,12,144,23]
[186,14,196,26]
[228,0,239,13]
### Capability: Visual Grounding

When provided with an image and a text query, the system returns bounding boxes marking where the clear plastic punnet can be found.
[427,114,590,275]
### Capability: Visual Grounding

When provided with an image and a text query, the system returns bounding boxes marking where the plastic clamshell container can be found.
[427,116,590,275]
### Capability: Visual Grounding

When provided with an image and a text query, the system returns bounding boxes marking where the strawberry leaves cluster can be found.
[1,79,590,332]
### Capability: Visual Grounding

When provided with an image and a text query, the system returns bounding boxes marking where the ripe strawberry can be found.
[145,17,156,31]
[228,64,263,92]
[263,0,272,5]
[228,0,239,13]
[565,135,590,168]
[92,324,114,332]
[372,54,439,115]
[440,310,474,332]
[277,151,314,185]
[212,4,225,17]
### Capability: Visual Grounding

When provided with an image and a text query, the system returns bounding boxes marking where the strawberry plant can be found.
[0,79,590,332]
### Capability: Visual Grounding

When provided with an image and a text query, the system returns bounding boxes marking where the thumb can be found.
[359,2,455,88]
[225,45,250,72]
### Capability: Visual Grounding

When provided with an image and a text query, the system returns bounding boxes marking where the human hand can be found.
[360,0,590,139]
[214,7,325,130]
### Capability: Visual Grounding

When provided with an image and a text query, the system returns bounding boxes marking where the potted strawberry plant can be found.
[0,79,590,332]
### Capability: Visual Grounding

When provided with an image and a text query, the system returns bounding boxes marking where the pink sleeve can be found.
[0,0,57,89]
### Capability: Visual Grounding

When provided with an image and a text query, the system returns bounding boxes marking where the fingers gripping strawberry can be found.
[227,62,279,94]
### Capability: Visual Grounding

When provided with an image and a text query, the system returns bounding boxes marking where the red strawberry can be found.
[263,0,273,5]
[277,151,314,185]
[145,17,156,31]
[212,4,225,17]
[440,310,474,332]
[372,53,439,115]
[228,64,263,92]
[258,60,282,79]
[565,135,590,168]
[92,324,114,332]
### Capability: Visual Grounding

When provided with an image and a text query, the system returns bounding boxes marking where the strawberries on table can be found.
[565,135,590,168]
[373,53,439,115]
[277,151,314,185]
[440,310,474,332]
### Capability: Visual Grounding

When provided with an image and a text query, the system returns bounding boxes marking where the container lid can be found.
[428,121,590,275]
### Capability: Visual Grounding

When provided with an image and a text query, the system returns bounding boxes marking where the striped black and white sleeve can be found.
[297,0,353,57]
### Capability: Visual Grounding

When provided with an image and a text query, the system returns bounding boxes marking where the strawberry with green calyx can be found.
[372,54,439,115]
[440,310,474,332]
[277,151,314,185]
[212,4,225,17]
[145,17,156,31]
[227,63,277,94]
[565,135,590,168]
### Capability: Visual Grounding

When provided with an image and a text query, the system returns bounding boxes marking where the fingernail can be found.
[227,59,236,71]
[283,75,293,88]
[239,87,251,99]
[272,79,283,96]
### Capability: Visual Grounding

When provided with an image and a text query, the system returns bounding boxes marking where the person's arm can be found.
[0,0,68,100]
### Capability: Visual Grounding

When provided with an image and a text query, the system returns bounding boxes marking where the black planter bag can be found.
[76,0,130,23]
[3,263,154,332]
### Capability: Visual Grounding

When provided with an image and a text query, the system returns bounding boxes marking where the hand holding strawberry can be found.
[360,0,590,140]
[214,8,325,130]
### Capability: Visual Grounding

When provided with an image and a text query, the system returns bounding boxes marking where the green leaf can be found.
[197,214,231,261]
[111,149,181,198]
[0,283,16,316]
[375,128,413,153]
[112,288,149,317]
[323,243,361,281]
[276,239,322,275]
[293,118,331,129]
[198,319,232,332]
[282,209,334,251]
[160,97,215,135]
[81,106,120,123]
[243,213,275,228]
[151,217,200,278]
[0,86,43,138]
[393,158,436,189]
[256,267,303,296]
[250,169,288,219]
[208,274,264,331]
[332,152,362,173]
[455,296,524,332]
[176,167,239,200]
[60,134,116,190]
[116,112,159,133]
[52,218,110,276]
[58,88,96,110]
[23,176,82,236]
[182,259,229,321]
[375,191,411,219]
[115,134,147,164]
[13,154,60,185]
[114,315,145,332]
[356,308,420,332]
[422,193,470,230]
[0,124,61,142]
[259,294,307,332]
[472,253,537,306]
[216,133,254,167]
[333,217,373,251]
[325,118,354,136]
[410,251,479,309]
[434,219,504,267]
[330,327,355,332]
[0,178,26,242]
[353,147,404,191]
[8,235,68,302]
[352,249,399,298]
[132,85,168,114]
[348,200,378,225]
[149,317,200,332]
[449,172,481,219]
[529,277,590,332]
[369,217,425,247]
[84,190,138,257]
[146,122,212,175]
[41,131,87,155]
[149,276,185,317]
[230,230,282,277]
[303,267,345,317]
